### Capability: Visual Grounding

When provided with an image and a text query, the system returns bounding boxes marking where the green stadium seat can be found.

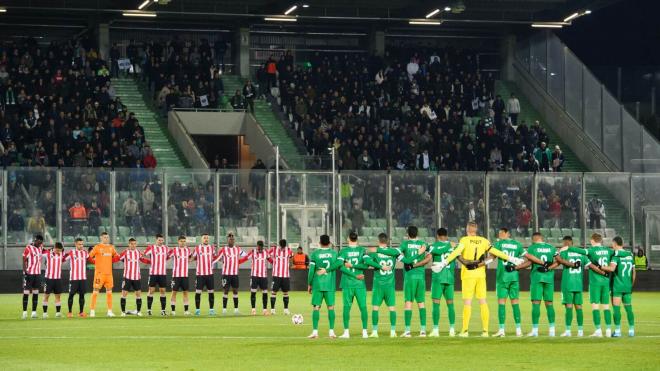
[137,236,148,245]
[118,226,130,237]
[86,236,99,244]
[550,228,562,238]
[64,236,74,243]
[394,227,406,237]
[362,227,373,237]
[418,228,429,238]
[376,219,387,228]
[539,228,550,237]
[572,228,582,238]
[561,228,573,237]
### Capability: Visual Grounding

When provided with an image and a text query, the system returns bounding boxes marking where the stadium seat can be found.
[561,228,573,237]
[86,236,99,244]
[540,228,550,237]
[572,228,582,238]
[550,228,562,238]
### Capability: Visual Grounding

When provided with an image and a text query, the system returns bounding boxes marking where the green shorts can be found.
[496,281,520,300]
[311,290,335,307]
[561,291,583,305]
[342,287,367,308]
[612,291,632,305]
[372,284,396,307]
[404,277,426,303]
[589,284,610,304]
[530,282,554,302]
[431,281,454,301]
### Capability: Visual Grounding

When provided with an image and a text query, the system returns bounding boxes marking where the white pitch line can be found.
[1,335,659,340]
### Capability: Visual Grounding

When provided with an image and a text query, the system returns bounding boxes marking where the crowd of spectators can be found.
[0,37,157,169]
[255,48,567,172]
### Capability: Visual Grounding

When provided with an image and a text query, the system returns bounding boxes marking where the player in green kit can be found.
[567,233,614,337]
[397,226,428,337]
[363,233,399,338]
[492,228,525,337]
[423,228,456,337]
[601,236,635,337]
[337,231,370,339]
[555,236,589,337]
[512,232,558,337]
[308,235,359,339]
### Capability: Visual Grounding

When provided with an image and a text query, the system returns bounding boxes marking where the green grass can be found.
[1,291,659,370]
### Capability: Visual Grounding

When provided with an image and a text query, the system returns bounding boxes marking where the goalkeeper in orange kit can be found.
[88,232,120,317]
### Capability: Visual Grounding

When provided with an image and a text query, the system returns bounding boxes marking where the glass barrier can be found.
[564,49,584,125]
[583,69,603,148]
[622,109,642,172]
[584,173,631,247]
[392,172,437,244]
[547,35,565,105]
[218,170,267,247]
[115,168,163,246]
[166,170,215,245]
[439,172,485,240]
[537,173,583,245]
[488,173,533,242]
[339,171,387,246]
[530,32,547,89]
[602,90,623,169]
[61,168,111,246]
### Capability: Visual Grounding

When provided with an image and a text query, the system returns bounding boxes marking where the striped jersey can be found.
[218,245,246,276]
[144,244,170,276]
[120,249,145,280]
[245,249,269,278]
[192,244,217,276]
[269,246,293,278]
[22,244,42,275]
[42,249,64,280]
[169,247,191,278]
[64,249,89,280]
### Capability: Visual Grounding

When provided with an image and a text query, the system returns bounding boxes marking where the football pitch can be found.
[1,291,659,370]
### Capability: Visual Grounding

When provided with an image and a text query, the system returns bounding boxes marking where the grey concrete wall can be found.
[242,114,279,167]
[174,111,245,135]
[512,61,619,172]
[500,35,516,81]
[168,111,210,169]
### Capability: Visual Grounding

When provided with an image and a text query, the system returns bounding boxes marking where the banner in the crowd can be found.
[200,95,209,107]
[118,58,131,70]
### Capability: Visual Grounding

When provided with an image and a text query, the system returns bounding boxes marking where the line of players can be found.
[21,232,294,318]
[307,222,635,339]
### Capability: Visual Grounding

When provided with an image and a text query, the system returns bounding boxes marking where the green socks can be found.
[312,309,320,330]
[447,303,456,327]
[328,309,336,330]
[498,304,506,330]
[512,304,521,328]
[404,309,412,331]
[592,309,601,329]
[624,305,635,327]
[532,303,541,327]
[359,305,368,330]
[419,307,427,329]
[565,307,573,328]
[343,306,351,329]
[389,310,397,330]
[546,304,555,326]
[604,309,612,328]
[613,305,621,327]
[372,310,379,330]
[576,308,584,328]
[432,302,440,328]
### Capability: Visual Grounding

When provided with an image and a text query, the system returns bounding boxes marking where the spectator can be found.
[635,248,648,271]
[142,147,157,168]
[588,195,605,229]
[230,90,245,110]
[292,246,309,270]
[122,195,139,230]
[534,142,552,172]
[87,201,102,236]
[357,149,373,170]
[142,184,155,213]
[27,210,46,237]
[516,204,532,237]
[552,145,565,172]
[507,93,521,124]
[8,209,25,231]
[243,80,256,113]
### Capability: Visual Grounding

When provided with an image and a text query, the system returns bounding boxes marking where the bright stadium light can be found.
[563,12,579,22]
[123,11,157,17]
[138,0,151,10]
[265,16,297,22]
[0,8,7,13]
[426,8,440,18]
[284,5,298,15]
[444,6,451,11]
[409,19,442,25]
[531,22,563,28]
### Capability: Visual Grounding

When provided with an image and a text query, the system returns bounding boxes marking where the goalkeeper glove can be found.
[478,254,485,262]
[465,262,478,270]
[431,262,444,273]
[505,264,516,272]
[573,260,582,269]
[537,266,549,273]
[508,256,523,265]
[404,263,413,272]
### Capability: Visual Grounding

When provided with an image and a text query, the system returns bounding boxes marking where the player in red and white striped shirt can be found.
[64,238,89,317]
[169,236,192,316]
[119,238,150,316]
[240,240,271,315]
[218,233,246,314]
[22,235,44,319]
[41,242,65,318]
[268,239,294,315]
[144,234,170,316]
[192,233,219,316]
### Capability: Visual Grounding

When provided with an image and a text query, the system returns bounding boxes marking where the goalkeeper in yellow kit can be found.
[434,222,523,337]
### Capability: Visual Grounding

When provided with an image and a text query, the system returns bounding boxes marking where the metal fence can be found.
[516,31,660,173]
[2,167,660,269]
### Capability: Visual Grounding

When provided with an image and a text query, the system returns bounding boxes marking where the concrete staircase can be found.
[497,80,630,243]
[221,75,306,168]
[112,77,188,168]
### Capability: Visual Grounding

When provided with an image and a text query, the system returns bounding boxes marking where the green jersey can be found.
[338,245,368,289]
[527,242,557,284]
[428,241,454,284]
[308,248,339,291]
[611,250,634,293]
[399,239,428,279]
[494,239,525,283]
[569,245,614,286]
[365,247,399,287]
[559,248,588,292]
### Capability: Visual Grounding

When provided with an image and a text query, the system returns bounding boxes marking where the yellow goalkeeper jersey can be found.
[445,235,509,279]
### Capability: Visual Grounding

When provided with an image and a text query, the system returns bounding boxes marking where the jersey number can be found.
[379,260,394,275]
[621,262,633,277]
[568,259,581,274]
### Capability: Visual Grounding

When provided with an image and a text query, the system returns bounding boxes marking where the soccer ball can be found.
[291,314,304,325]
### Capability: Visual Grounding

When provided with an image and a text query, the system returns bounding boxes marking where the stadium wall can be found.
[1,270,658,293]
